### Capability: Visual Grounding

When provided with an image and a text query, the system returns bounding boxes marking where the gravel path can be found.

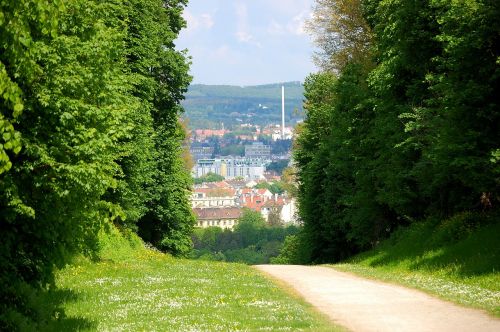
[255,265,500,332]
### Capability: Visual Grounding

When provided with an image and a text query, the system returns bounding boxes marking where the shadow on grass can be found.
[42,288,97,331]
[352,218,500,278]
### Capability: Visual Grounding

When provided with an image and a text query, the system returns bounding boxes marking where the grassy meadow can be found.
[329,216,500,317]
[46,227,336,331]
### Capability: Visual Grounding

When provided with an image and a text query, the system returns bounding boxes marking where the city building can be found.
[224,158,266,180]
[190,179,300,229]
[245,142,271,158]
[263,125,294,141]
[194,159,223,177]
[193,207,242,230]
[260,197,299,225]
[191,188,237,208]
[193,158,266,180]
[190,146,214,161]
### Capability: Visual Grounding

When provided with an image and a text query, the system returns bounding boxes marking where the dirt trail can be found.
[255,265,500,332]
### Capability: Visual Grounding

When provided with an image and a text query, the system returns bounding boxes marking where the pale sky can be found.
[176,0,317,86]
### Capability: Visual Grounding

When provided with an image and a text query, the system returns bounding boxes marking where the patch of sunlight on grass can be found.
[51,230,336,331]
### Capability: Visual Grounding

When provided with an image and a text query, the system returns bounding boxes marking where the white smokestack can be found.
[281,85,285,139]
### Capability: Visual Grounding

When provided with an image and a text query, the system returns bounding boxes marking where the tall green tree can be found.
[0,0,60,174]
[296,66,378,262]
[1,0,133,328]
[295,0,380,262]
[234,209,267,248]
[307,0,373,72]
[406,0,500,213]
[294,0,499,264]
[0,0,194,327]
[363,0,440,218]
[124,0,195,256]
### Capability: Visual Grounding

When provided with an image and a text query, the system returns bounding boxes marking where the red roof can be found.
[240,195,267,211]
[240,188,253,195]
[256,188,272,195]
[240,195,287,212]
[262,198,285,208]
[211,181,229,188]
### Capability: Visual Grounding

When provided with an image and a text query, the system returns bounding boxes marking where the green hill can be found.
[182,82,305,129]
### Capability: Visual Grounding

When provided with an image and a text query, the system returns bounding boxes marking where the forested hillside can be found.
[291,0,499,263]
[0,0,194,328]
[182,82,305,128]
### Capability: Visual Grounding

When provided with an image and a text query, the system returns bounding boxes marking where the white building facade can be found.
[193,158,266,180]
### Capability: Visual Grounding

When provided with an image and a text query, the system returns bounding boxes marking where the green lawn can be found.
[328,219,500,317]
[47,228,336,331]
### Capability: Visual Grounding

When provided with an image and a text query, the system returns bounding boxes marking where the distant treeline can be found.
[0,0,193,329]
[288,0,499,263]
[186,82,304,99]
[182,82,305,129]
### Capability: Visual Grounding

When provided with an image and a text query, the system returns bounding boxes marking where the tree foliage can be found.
[125,0,195,257]
[307,0,373,72]
[0,0,192,328]
[296,0,499,263]
[191,209,300,264]
[193,172,225,184]
[265,159,290,175]
[255,181,285,195]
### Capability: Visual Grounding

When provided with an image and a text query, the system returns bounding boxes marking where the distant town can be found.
[189,121,299,230]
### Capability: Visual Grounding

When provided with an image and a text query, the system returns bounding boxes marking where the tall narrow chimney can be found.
[281,85,285,139]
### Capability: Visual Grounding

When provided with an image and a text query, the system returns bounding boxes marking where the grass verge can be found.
[47,226,336,331]
[328,216,500,317]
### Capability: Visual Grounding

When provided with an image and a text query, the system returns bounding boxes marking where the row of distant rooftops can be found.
[191,186,300,228]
